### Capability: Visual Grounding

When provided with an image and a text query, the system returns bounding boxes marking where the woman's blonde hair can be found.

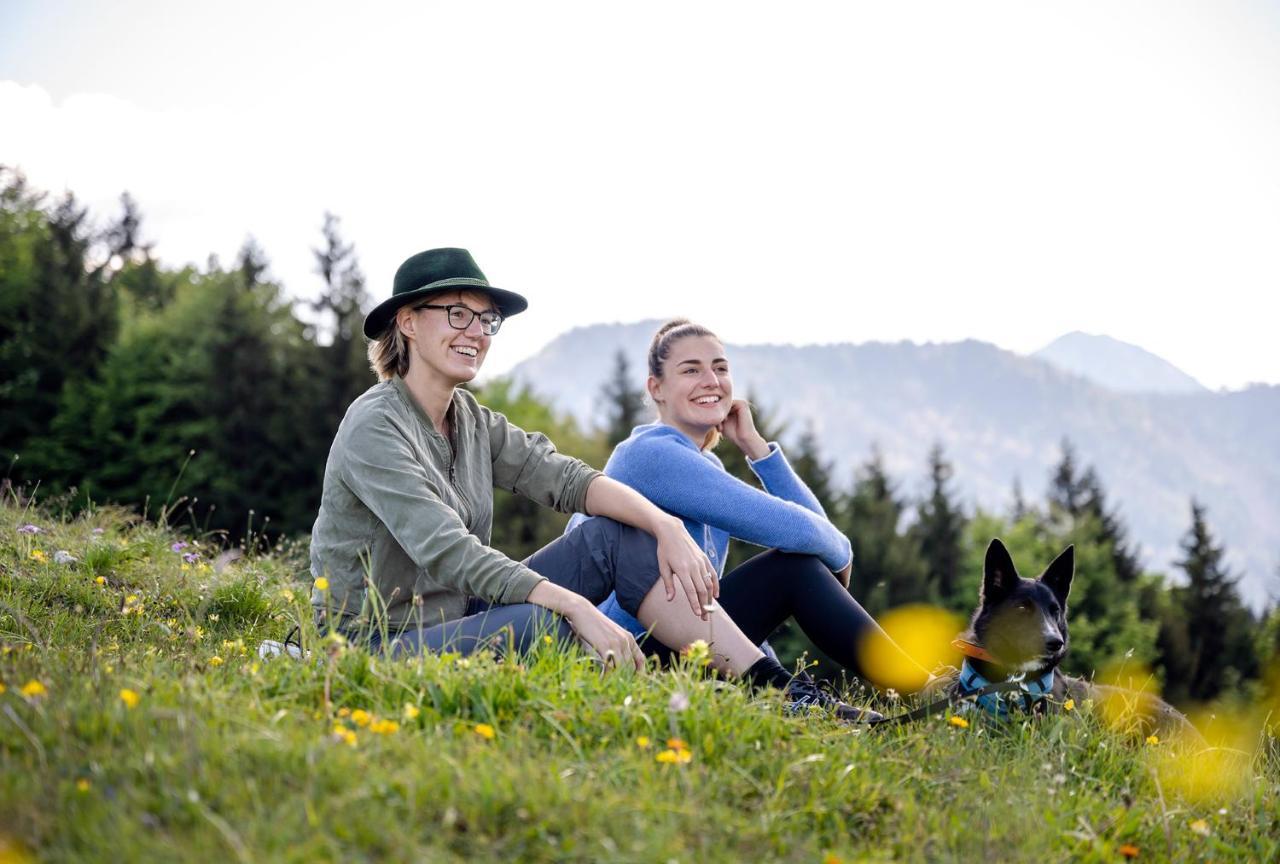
[647,318,723,451]
[367,317,412,381]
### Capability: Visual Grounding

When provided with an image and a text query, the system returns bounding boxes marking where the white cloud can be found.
[3,1,1279,388]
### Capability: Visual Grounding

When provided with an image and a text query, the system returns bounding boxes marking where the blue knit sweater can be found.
[566,423,852,637]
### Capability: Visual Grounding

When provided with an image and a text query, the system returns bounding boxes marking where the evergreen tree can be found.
[1048,438,1088,520]
[1176,500,1259,701]
[838,448,928,615]
[0,172,119,486]
[910,443,967,607]
[600,349,646,447]
[788,422,838,518]
[309,212,374,435]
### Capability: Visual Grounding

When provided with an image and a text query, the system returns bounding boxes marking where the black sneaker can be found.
[784,673,884,724]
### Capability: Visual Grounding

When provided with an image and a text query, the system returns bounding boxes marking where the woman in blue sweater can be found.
[570,319,931,710]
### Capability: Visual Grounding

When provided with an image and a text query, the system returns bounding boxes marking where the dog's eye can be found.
[1048,603,1061,616]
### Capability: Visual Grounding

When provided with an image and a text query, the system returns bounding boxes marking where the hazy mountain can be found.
[1034,332,1207,394]
[508,322,1280,609]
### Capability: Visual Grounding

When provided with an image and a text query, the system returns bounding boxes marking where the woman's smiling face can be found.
[399,289,496,386]
[648,334,733,440]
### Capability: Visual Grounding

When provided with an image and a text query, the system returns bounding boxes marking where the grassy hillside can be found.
[1,500,1277,863]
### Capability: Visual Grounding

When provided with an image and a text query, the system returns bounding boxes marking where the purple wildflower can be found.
[182,552,200,564]
[18,524,41,535]
[171,541,189,553]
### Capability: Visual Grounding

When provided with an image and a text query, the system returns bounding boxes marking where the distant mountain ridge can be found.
[507,322,1280,609]
[1033,332,1207,394]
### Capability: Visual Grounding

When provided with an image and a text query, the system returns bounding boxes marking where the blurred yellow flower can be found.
[209,656,223,667]
[351,709,373,728]
[281,588,295,602]
[403,704,420,721]
[119,689,140,709]
[337,707,351,718]
[1146,735,1160,746]
[949,715,969,729]
[474,723,496,740]
[636,736,651,749]
[0,682,5,695]
[29,549,47,563]
[329,725,357,747]
[666,737,687,750]
[1062,699,1074,712]
[656,747,693,765]
[19,680,46,698]
[1188,819,1210,836]
[1118,843,1139,858]
[314,577,330,592]
[370,719,400,735]
[76,778,91,793]
[94,576,106,586]
[543,635,553,645]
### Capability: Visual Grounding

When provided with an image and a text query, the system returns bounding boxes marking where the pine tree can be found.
[1176,500,1259,701]
[1078,466,1142,585]
[910,443,967,607]
[309,213,374,436]
[839,448,928,615]
[1048,438,1088,520]
[789,422,838,518]
[600,349,646,447]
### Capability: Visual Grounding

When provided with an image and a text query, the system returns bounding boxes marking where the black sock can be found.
[745,656,793,690]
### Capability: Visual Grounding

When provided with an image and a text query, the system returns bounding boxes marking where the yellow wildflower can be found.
[543,634,553,645]
[1063,698,1075,712]
[1118,843,1139,858]
[337,707,352,718]
[281,588,295,602]
[30,549,47,563]
[314,577,330,592]
[330,725,357,747]
[1146,735,1160,746]
[370,719,400,735]
[19,680,46,698]
[403,704,420,721]
[0,681,5,695]
[76,778,91,793]
[636,736,651,749]
[949,715,970,729]
[666,737,688,750]
[656,747,693,765]
[209,656,223,667]
[94,576,106,586]
[474,723,496,740]
[119,689,141,709]
[1188,819,1210,836]
[350,709,373,728]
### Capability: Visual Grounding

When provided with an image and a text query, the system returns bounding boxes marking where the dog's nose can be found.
[1045,637,1064,654]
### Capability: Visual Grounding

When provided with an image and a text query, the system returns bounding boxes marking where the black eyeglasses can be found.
[415,303,503,336]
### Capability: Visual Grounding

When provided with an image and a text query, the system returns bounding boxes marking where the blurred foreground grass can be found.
[1,500,1277,863]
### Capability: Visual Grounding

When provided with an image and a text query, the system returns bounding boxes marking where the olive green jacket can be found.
[308,376,601,631]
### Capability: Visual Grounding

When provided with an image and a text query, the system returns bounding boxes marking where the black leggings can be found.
[713,549,899,681]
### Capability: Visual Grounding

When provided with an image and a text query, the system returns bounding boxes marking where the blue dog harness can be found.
[957,659,1055,718]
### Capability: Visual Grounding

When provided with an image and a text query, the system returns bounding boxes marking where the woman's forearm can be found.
[583,475,679,535]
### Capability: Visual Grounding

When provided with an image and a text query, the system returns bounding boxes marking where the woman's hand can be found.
[528,581,645,671]
[654,517,719,620]
[564,601,646,671]
[719,399,770,461]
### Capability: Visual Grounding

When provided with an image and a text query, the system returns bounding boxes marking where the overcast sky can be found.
[3,1,1278,389]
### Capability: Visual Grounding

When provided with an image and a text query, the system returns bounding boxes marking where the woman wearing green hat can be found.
[309,247,734,672]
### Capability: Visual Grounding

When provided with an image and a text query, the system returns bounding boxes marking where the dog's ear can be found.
[981,539,1019,605]
[1039,545,1075,607]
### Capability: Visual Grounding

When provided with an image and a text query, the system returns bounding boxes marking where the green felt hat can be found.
[363,248,528,339]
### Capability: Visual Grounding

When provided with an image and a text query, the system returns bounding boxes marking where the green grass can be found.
[1,501,1277,863]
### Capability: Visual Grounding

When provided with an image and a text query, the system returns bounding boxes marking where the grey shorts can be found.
[383,516,662,658]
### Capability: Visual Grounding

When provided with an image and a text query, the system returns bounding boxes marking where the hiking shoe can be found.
[785,674,883,724]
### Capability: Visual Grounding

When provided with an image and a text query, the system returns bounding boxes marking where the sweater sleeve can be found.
[613,433,852,572]
[747,442,827,517]
[482,405,602,514]
[340,411,546,605]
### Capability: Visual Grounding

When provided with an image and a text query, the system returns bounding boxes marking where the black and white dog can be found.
[936,538,1198,738]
